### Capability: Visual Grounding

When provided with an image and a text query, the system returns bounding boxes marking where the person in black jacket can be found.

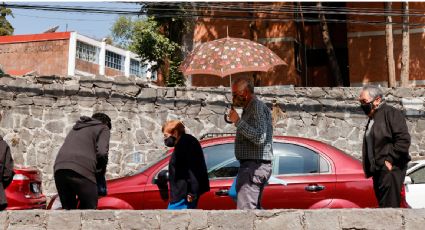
[54,113,111,209]
[162,120,210,209]
[359,85,411,208]
[0,134,14,211]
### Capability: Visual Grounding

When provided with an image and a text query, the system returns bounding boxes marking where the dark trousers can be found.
[54,169,98,210]
[372,165,407,208]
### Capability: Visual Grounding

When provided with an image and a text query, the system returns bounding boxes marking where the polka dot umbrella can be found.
[180,37,287,80]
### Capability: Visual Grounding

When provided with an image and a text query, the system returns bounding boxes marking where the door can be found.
[141,161,171,209]
[406,165,425,208]
[262,143,336,209]
[198,143,238,210]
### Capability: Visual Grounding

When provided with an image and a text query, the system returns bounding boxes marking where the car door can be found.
[406,165,425,208]
[262,143,336,209]
[198,143,238,210]
[142,143,238,210]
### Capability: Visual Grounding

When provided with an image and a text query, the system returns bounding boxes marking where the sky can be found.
[6,1,142,40]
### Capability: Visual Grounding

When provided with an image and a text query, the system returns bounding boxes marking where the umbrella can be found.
[180,37,287,79]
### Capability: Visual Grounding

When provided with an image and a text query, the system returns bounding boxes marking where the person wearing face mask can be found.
[227,78,273,210]
[358,85,411,208]
[161,120,209,209]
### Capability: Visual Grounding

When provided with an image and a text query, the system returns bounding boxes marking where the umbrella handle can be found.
[224,105,234,124]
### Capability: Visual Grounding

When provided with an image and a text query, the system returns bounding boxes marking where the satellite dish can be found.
[43,26,60,33]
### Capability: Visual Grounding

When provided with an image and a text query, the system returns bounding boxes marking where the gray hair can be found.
[233,78,254,94]
[362,85,384,100]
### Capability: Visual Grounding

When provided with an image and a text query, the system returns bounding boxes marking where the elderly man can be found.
[358,85,411,208]
[227,78,273,209]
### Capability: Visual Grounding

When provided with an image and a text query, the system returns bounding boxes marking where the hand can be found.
[228,108,240,125]
[385,160,392,171]
[187,194,196,203]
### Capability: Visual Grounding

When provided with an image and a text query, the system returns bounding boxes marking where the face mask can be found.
[233,94,247,108]
[360,98,377,116]
[164,136,177,147]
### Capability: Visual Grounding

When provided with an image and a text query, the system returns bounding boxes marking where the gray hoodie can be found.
[54,116,110,183]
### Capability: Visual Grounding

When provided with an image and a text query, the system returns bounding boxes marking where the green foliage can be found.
[110,16,134,49]
[130,17,178,69]
[167,59,185,87]
[111,2,195,87]
[0,4,14,36]
[111,15,186,86]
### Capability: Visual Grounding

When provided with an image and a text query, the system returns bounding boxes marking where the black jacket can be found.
[0,136,14,210]
[168,134,210,203]
[362,103,411,178]
[54,116,110,183]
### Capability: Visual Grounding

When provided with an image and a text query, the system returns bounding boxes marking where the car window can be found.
[409,166,425,184]
[208,158,239,179]
[136,152,170,175]
[203,143,235,171]
[274,143,327,175]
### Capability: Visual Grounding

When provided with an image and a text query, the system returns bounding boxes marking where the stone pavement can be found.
[1,209,424,230]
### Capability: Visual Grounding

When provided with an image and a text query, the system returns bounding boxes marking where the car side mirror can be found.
[156,170,169,185]
[404,176,413,185]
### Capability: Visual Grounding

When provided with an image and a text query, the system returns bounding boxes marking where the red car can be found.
[5,167,46,210]
[48,135,408,209]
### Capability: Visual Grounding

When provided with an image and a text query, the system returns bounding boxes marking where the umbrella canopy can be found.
[180,37,287,78]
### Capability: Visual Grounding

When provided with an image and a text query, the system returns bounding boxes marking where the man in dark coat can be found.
[54,113,111,209]
[162,120,210,209]
[0,135,14,211]
[359,85,411,208]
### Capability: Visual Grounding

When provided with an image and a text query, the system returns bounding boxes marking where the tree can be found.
[385,2,396,87]
[110,16,134,49]
[0,4,14,36]
[111,16,179,84]
[317,2,344,86]
[400,2,410,87]
[142,3,194,86]
[111,3,193,86]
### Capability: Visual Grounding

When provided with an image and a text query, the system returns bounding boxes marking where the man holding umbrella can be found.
[227,78,273,210]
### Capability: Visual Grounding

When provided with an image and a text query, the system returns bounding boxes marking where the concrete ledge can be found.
[1,209,424,230]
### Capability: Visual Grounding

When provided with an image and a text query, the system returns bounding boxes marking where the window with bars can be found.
[76,41,98,63]
[105,51,123,70]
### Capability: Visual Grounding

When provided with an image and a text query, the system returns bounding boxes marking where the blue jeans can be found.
[167,198,198,210]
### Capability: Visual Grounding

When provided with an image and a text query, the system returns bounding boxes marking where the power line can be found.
[12,13,112,22]
[4,3,425,27]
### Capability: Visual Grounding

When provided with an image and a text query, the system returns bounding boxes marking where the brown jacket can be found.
[0,136,14,210]
[362,103,411,178]
[54,116,110,183]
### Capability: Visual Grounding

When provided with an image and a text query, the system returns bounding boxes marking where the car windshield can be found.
[134,152,170,175]
[407,162,418,170]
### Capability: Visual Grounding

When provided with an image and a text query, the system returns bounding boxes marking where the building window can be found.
[76,41,98,63]
[130,59,143,77]
[105,50,123,71]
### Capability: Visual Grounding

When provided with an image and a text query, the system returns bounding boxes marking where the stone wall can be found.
[1,209,424,230]
[0,74,424,195]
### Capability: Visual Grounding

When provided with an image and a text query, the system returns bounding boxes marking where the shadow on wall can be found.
[348,2,425,85]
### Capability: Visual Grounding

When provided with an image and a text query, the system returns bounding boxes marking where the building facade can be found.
[0,31,155,80]
[186,2,425,87]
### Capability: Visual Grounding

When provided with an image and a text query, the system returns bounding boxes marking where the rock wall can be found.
[0,74,424,195]
[1,209,424,230]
